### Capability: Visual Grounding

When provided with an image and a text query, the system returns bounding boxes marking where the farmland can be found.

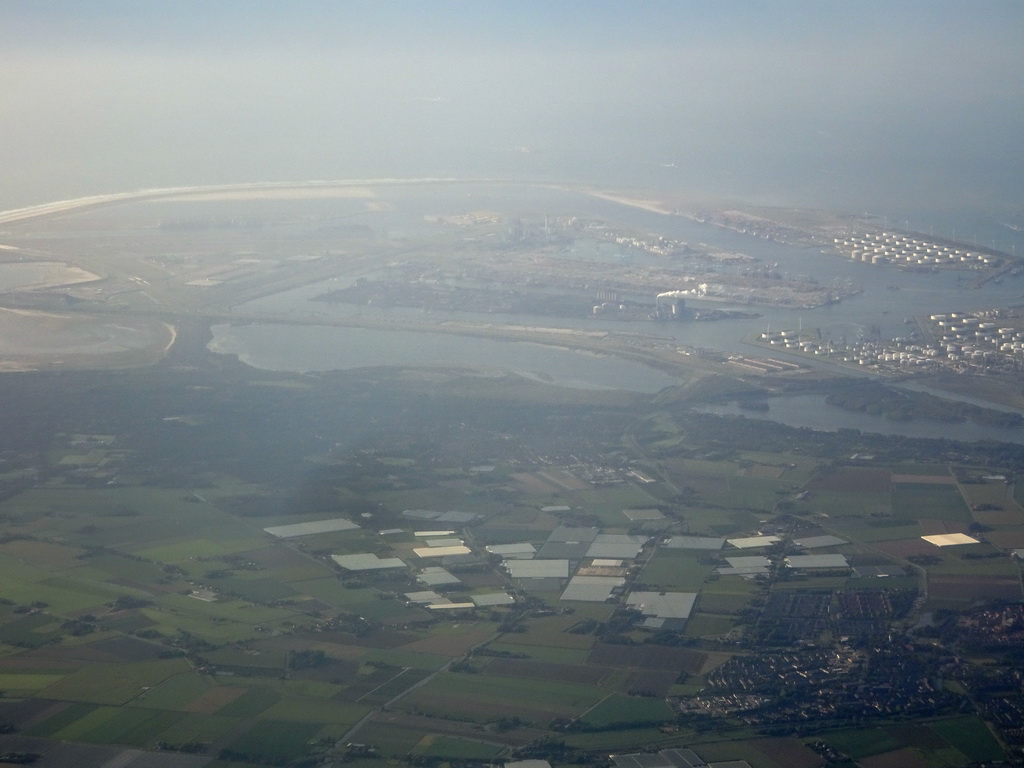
[0,352,1020,768]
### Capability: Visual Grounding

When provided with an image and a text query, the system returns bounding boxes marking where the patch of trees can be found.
[288,649,328,670]
[825,381,1022,428]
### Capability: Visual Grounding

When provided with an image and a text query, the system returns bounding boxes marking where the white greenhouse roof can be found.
[546,525,599,543]
[486,543,537,557]
[263,518,358,538]
[852,565,906,578]
[725,556,771,569]
[404,590,444,604]
[413,545,472,558]
[331,553,405,571]
[417,566,461,585]
[922,533,979,547]
[586,534,649,559]
[560,575,624,602]
[727,535,781,549]
[507,559,569,579]
[471,592,515,607]
[424,537,464,547]
[716,566,769,576]
[436,511,477,523]
[664,536,725,550]
[793,535,847,549]
[626,591,697,620]
[622,508,664,521]
[785,554,849,569]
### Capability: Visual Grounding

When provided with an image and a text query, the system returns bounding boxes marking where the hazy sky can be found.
[3,1,1023,218]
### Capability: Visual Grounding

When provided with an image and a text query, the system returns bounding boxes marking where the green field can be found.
[39,659,192,706]
[929,716,1006,762]
[821,726,909,758]
[224,719,323,763]
[410,734,504,759]
[891,483,971,522]
[578,693,675,728]
[641,550,717,590]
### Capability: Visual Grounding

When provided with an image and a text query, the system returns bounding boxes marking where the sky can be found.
[3,1,1024,221]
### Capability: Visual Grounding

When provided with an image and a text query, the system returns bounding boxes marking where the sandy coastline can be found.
[582,190,677,215]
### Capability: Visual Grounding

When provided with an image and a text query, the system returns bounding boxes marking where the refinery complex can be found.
[760,309,1024,376]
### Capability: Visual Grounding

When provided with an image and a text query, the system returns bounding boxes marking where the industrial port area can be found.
[314,209,859,322]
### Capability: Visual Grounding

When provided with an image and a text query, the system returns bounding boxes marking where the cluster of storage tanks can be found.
[930,313,1024,363]
[759,329,946,369]
[833,232,999,268]
[758,312,1024,373]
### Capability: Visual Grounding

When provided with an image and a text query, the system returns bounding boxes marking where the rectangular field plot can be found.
[488,615,599,652]
[694,475,788,511]
[0,673,65,694]
[695,578,757,613]
[928,716,1006,763]
[822,727,912,758]
[0,613,67,646]
[683,612,739,640]
[398,672,606,723]
[587,644,708,674]
[223,719,323,765]
[479,642,590,665]
[578,694,674,728]
[355,720,431,757]
[395,623,498,657]
[640,550,716,591]
[809,467,892,492]
[0,573,125,615]
[24,702,97,737]
[260,696,370,725]
[563,486,664,526]
[831,521,923,544]
[480,658,608,684]
[0,540,86,570]
[43,704,186,747]
[360,649,450,671]
[928,575,1021,605]
[38,658,192,705]
[215,686,282,718]
[891,484,970,522]
[358,712,541,757]
[135,672,214,711]
[806,490,892,518]
[146,711,240,745]
[88,708,188,747]
[563,729,682,753]
[204,574,300,603]
[696,737,823,768]
[410,734,504,759]
[335,666,431,704]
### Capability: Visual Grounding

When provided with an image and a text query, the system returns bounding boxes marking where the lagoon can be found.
[209,323,680,394]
